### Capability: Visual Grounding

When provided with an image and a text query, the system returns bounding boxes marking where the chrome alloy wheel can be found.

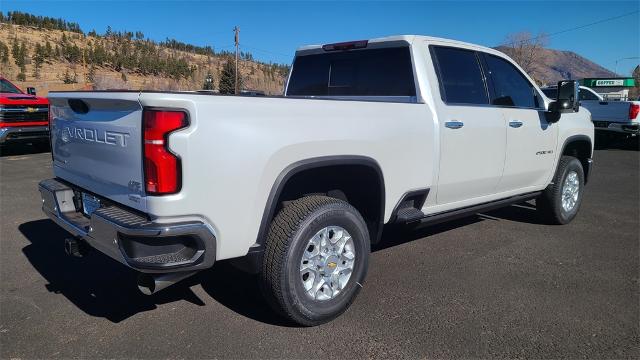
[299,226,356,301]
[561,170,580,212]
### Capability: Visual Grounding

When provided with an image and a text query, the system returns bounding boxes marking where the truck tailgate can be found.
[582,100,631,123]
[48,92,147,212]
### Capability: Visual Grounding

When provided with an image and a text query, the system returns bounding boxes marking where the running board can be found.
[395,207,425,223]
[416,191,542,226]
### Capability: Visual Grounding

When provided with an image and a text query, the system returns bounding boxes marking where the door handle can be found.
[509,121,523,128]
[445,121,464,129]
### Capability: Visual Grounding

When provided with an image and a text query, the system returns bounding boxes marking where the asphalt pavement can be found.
[0,142,638,358]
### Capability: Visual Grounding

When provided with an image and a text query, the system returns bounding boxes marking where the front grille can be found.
[0,105,49,123]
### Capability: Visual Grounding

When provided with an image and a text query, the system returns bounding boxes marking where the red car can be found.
[0,77,50,148]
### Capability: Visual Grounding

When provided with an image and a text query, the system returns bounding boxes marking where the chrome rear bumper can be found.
[38,178,216,273]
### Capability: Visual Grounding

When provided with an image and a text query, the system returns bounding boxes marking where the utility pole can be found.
[614,57,640,76]
[234,26,240,95]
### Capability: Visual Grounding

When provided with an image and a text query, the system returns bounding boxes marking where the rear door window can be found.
[431,46,489,105]
[286,47,416,97]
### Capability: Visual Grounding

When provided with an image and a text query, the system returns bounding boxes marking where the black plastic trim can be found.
[390,188,430,223]
[560,134,593,158]
[254,156,386,249]
[559,134,593,184]
[419,191,542,226]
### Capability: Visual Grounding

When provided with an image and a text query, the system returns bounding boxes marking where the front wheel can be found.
[537,155,585,224]
[260,195,370,326]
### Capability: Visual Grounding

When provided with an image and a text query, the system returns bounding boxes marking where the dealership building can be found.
[579,77,636,101]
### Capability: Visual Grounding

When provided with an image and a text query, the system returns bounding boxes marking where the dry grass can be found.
[0,23,286,96]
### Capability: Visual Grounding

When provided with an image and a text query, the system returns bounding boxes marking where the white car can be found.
[39,35,594,326]
[542,85,640,137]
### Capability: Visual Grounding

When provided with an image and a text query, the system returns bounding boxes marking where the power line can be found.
[500,10,639,46]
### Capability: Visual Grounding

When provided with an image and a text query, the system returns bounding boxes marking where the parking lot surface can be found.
[1,144,638,359]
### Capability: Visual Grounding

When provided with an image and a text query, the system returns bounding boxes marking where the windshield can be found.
[0,79,23,94]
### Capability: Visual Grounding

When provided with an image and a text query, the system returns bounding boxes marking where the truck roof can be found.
[296,35,500,56]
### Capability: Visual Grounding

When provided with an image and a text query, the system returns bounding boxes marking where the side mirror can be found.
[26,87,36,96]
[549,80,579,114]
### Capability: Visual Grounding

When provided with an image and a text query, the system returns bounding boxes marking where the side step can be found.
[419,191,542,226]
[391,191,542,226]
[395,207,426,223]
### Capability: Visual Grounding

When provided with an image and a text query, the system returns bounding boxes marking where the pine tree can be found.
[11,38,20,63]
[86,64,96,84]
[219,61,242,94]
[44,41,53,59]
[12,40,27,80]
[61,69,77,84]
[32,43,45,78]
[0,40,9,64]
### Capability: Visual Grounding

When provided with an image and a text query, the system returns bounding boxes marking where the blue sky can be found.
[3,1,639,75]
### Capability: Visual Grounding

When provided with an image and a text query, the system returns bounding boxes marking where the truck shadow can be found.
[19,219,289,325]
[19,203,542,325]
[594,136,639,151]
[19,219,206,323]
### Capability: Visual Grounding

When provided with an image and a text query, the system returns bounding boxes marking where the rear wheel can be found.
[537,155,585,224]
[260,195,370,326]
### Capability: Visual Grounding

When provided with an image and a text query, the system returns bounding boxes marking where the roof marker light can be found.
[322,40,368,52]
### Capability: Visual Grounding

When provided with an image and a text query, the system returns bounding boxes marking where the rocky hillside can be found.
[496,46,617,85]
[0,22,288,96]
[0,11,620,95]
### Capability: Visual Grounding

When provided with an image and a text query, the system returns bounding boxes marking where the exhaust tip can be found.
[137,273,156,295]
[136,271,198,296]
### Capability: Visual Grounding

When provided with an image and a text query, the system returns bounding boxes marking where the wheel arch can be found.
[559,135,593,183]
[255,156,386,249]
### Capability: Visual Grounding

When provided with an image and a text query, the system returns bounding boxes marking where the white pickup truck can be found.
[39,35,594,326]
[542,85,640,138]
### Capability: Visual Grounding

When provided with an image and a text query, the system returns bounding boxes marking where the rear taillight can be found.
[143,109,188,195]
[629,104,639,120]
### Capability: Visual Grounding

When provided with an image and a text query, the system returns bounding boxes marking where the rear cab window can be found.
[286,46,417,99]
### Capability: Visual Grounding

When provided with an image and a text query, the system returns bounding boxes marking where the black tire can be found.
[537,155,585,224]
[260,195,370,326]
